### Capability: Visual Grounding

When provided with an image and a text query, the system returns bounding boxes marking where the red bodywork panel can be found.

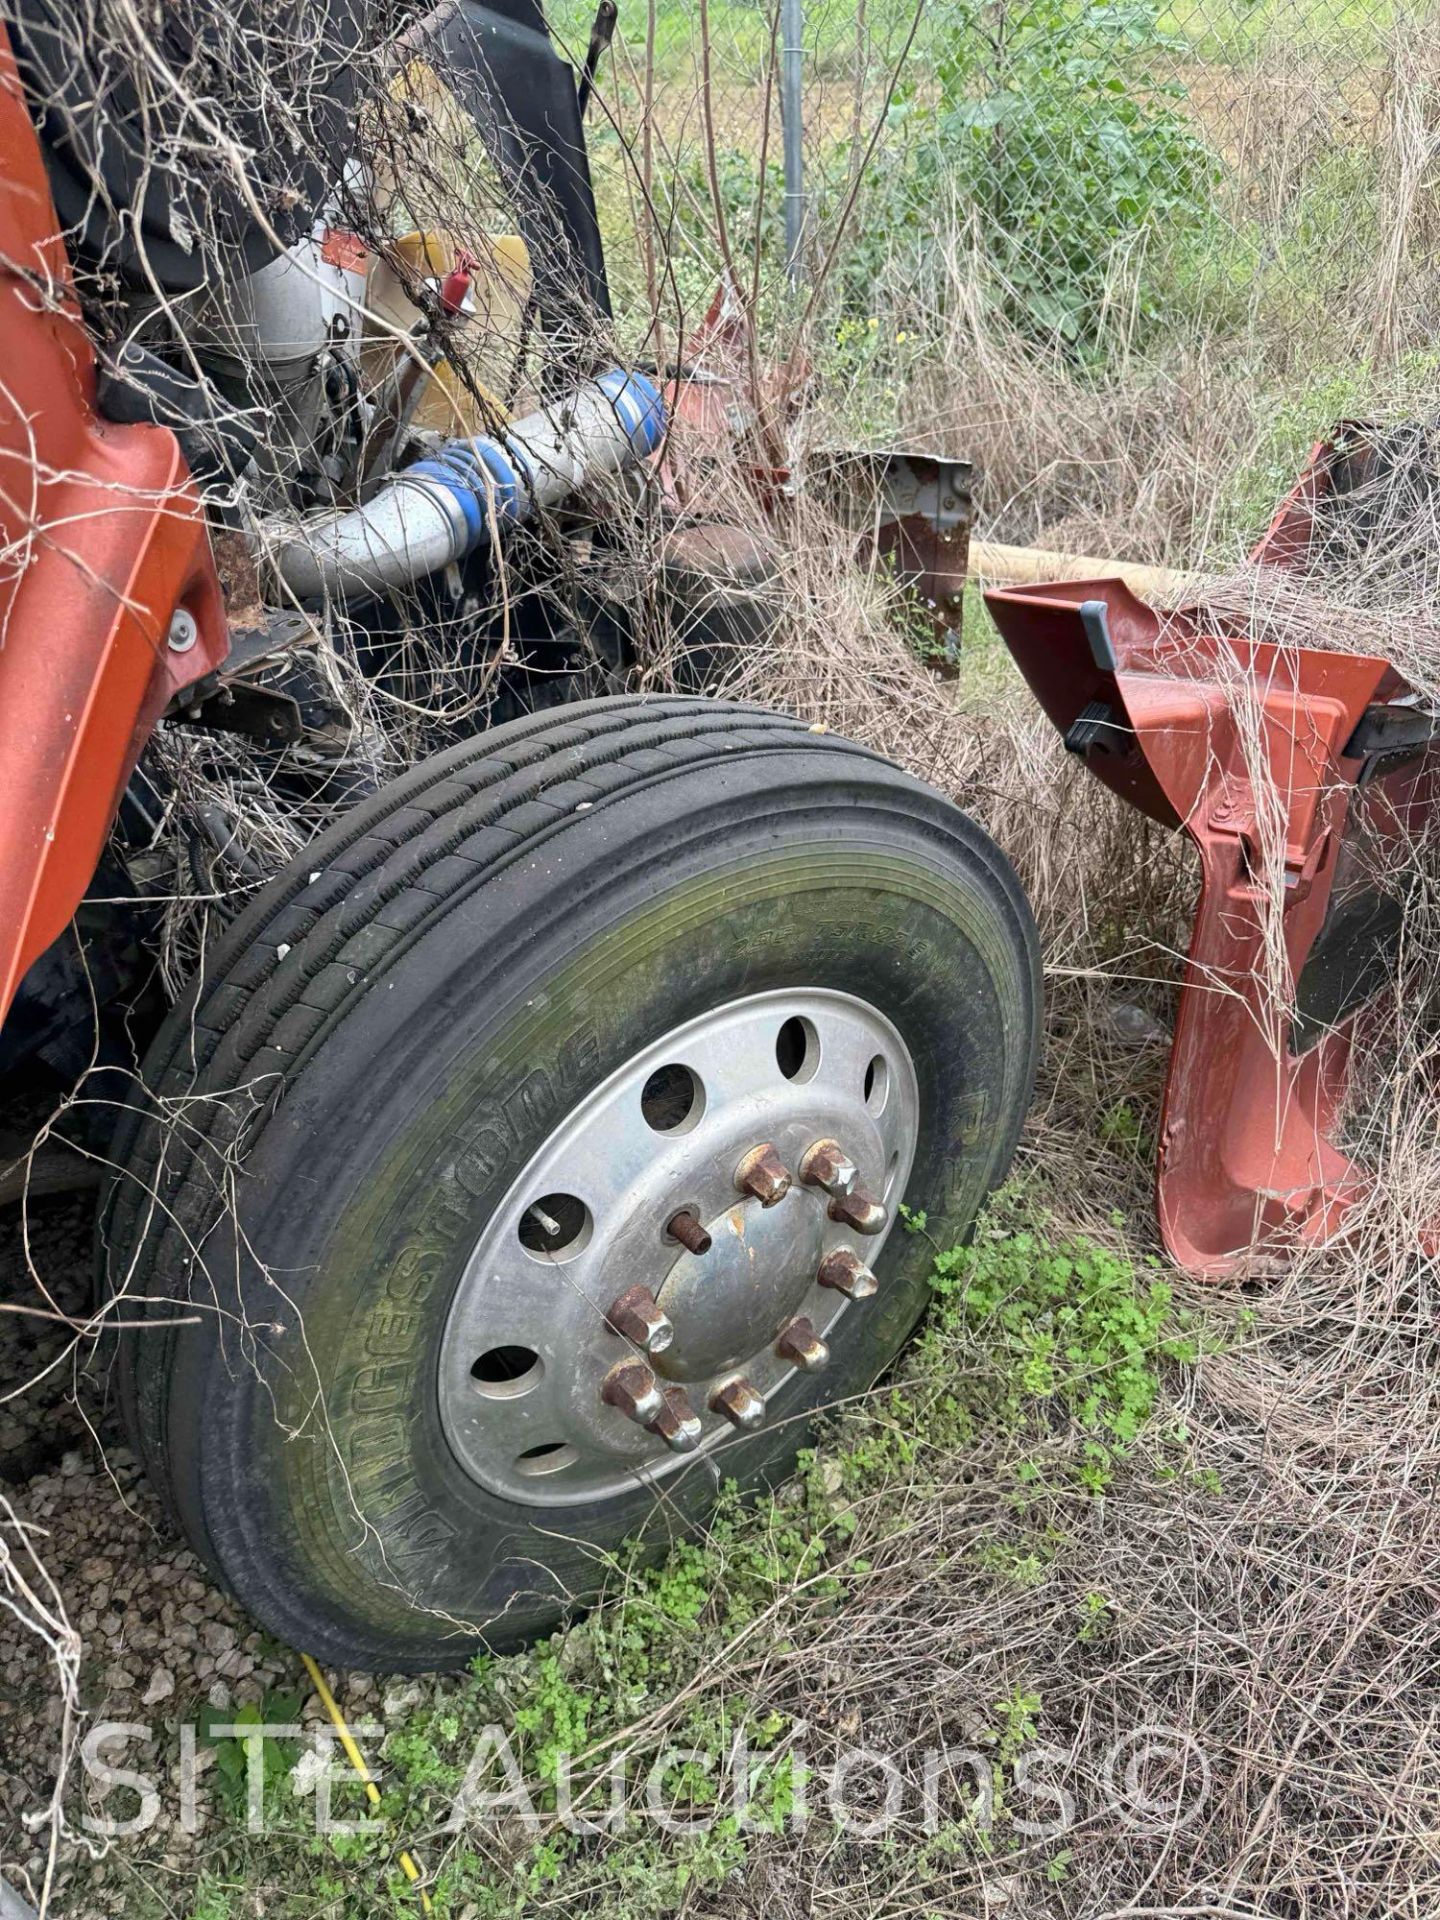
[986,576,1401,1276]
[986,420,1440,1278]
[0,26,226,1027]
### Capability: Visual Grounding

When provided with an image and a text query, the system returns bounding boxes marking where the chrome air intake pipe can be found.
[271,367,666,603]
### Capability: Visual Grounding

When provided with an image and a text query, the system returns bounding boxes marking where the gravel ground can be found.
[0,1193,377,1917]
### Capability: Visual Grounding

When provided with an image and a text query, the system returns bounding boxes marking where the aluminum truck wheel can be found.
[101,697,1040,1670]
[437,987,920,1505]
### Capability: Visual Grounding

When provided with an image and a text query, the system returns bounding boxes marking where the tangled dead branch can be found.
[3,2,1440,1916]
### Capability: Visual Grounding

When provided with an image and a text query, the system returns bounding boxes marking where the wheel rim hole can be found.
[515,1441,577,1476]
[776,1015,820,1083]
[518,1193,592,1262]
[884,1149,901,1199]
[864,1053,890,1114]
[641,1062,704,1134]
[471,1346,543,1399]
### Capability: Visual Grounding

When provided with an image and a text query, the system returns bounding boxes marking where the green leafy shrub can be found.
[857,0,1219,355]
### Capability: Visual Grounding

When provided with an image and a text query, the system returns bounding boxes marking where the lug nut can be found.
[710,1377,767,1431]
[601,1357,664,1426]
[667,1209,713,1255]
[800,1138,859,1198]
[649,1386,703,1453]
[606,1284,674,1355]
[775,1315,829,1372]
[817,1248,878,1299]
[829,1187,887,1236]
[735,1142,793,1207]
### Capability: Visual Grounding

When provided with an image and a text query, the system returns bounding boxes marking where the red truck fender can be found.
[0,23,226,1028]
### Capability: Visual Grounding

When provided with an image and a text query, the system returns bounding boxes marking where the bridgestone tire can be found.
[100,697,1040,1670]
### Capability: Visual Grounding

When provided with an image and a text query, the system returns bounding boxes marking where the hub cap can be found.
[438,989,919,1506]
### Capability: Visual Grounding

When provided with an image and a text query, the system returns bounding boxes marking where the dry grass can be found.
[6,3,1440,1917]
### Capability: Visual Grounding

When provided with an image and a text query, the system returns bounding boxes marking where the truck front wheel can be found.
[101,696,1040,1669]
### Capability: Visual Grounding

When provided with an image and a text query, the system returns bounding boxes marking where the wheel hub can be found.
[438,989,919,1506]
[655,1195,827,1381]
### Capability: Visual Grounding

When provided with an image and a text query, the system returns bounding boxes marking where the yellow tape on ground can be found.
[301,1652,433,1912]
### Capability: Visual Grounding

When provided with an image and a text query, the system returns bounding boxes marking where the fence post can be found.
[781,0,805,283]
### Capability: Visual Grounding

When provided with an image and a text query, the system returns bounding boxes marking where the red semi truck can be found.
[1,0,1428,1669]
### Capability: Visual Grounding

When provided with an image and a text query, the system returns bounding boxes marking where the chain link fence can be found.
[559,0,1440,557]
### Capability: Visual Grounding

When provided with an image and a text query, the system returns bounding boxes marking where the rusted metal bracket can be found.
[813,449,974,672]
[166,610,339,748]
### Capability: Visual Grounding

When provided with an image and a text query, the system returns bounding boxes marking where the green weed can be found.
[85,1206,1229,1919]
[926,1226,1205,1465]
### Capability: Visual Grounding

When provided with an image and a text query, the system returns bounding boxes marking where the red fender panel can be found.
[0,24,226,1027]
[985,574,1425,1278]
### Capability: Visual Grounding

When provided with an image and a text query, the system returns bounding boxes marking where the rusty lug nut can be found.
[710,1377,767,1432]
[601,1357,665,1426]
[817,1248,878,1299]
[734,1142,793,1207]
[605,1283,674,1355]
[649,1386,703,1453]
[799,1138,859,1198]
[667,1209,713,1255]
[775,1315,829,1372]
[828,1186,887,1236]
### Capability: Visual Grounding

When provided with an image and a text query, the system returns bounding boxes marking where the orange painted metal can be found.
[985,574,1415,1277]
[0,25,226,1028]
[1249,433,1340,570]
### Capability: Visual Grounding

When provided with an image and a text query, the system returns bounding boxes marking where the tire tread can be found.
[101,699,886,1523]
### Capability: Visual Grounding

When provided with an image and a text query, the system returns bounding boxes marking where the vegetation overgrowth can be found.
[11,1,1440,1915]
